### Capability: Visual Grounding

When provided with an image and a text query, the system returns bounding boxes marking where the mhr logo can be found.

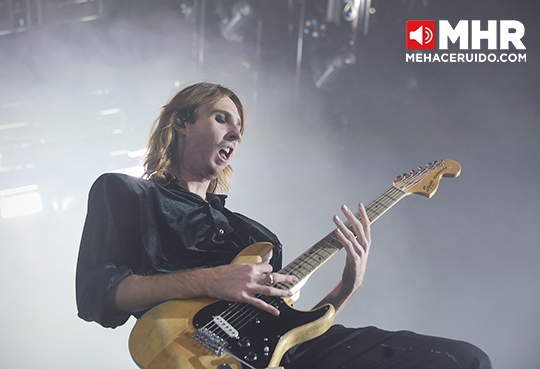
[407,20,526,50]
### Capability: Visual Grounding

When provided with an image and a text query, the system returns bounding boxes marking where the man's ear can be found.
[174,117,187,135]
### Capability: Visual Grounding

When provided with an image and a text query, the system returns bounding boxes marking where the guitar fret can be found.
[322,235,342,247]
[382,192,398,201]
[362,188,407,224]
[318,242,340,252]
[291,267,307,277]
[315,244,336,258]
[297,256,317,269]
[373,199,388,209]
[280,240,341,278]
[368,207,381,216]
[279,184,411,289]
[307,247,333,265]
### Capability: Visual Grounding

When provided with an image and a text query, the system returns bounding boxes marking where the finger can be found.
[255,266,273,285]
[259,272,298,287]
[245,286,294,316]
[358,202,372,245]
[341,204,370,253]
[244,295,281,316]
[264,272,274,285]
[272,272,298,285]
[334,223,364,259]
[341,204,366,242]
[255,261,274,275]
[257,285,294,299]
[333,213,358,246]
[261,255,272,264]
[334,215,367,263]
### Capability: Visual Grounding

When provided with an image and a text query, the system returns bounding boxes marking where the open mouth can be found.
[219,147,233,161]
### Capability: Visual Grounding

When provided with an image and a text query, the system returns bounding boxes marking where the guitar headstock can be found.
[393,159,461,198]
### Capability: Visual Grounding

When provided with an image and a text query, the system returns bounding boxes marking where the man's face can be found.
[176,96,243,182]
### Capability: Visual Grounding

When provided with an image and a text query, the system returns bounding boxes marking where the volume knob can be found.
[237,336,251,348]
[244,351,257,362]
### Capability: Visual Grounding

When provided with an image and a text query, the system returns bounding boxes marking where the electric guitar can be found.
[129,159,462,369]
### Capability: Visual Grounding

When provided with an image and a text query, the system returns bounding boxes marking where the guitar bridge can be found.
[192,327,229,356]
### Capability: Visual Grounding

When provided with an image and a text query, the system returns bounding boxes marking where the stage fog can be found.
[0,1,538,368]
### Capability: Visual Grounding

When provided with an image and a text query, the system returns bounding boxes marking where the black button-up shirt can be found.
[76,173,282,328]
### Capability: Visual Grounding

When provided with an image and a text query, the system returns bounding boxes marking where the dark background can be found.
[0,0,538,368]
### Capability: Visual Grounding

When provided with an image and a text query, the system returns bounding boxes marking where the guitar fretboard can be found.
[277,185,408,289]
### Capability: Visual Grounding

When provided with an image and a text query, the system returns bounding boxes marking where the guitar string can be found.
[199,185,408,338]
[198,242,337,342]
[201,202,406,344]
[200,232,345,344]
[199,239,342,332]
[203,250,321,334]
[228,239,342,329]
[196,163,440,344]
[215,249,318,331]
[200,188,400,341]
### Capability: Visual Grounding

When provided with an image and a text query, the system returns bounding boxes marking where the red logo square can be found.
[407,21,436,49]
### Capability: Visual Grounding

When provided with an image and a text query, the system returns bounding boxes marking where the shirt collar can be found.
[165,175,228,209]
[206,192,228,210]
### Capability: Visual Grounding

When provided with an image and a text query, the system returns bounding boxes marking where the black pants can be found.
[281,325,492,369]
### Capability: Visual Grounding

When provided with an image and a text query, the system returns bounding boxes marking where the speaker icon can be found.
[409,25,433,45]
[406,21,436,49]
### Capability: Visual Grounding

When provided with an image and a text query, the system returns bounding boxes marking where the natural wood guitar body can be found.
[129,243,336,369]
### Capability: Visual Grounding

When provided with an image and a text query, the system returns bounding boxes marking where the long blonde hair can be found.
[143,82,246,194]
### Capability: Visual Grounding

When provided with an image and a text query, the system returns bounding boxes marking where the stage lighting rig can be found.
[304,18,328,38]
[312,46,356,89]
[216,0,255,43]
[0,0,105,36]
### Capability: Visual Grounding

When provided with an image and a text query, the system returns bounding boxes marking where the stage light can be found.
[343,0,360,22]
[305,18,327,38]
[313,48,356,89]
[0,122,29,131]
[0,185,43,219]
[99,108,121,116]
[217,1,255,42]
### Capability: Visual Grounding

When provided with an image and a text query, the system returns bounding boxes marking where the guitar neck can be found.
[278,185,408,288]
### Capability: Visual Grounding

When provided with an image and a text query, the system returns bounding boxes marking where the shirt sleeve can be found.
[75,174,139,328]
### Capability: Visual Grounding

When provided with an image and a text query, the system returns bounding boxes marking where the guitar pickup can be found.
[213,315,239,339]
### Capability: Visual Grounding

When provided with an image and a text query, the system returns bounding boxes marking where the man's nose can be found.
[228,124,242,141]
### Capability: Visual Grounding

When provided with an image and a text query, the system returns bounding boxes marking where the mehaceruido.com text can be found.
[406,52,526,63]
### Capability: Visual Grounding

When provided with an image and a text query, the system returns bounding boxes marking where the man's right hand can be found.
[108,259,298,317]
[201,259,298,316]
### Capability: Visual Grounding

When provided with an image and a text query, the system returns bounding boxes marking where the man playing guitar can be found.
[76,82,491,369]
